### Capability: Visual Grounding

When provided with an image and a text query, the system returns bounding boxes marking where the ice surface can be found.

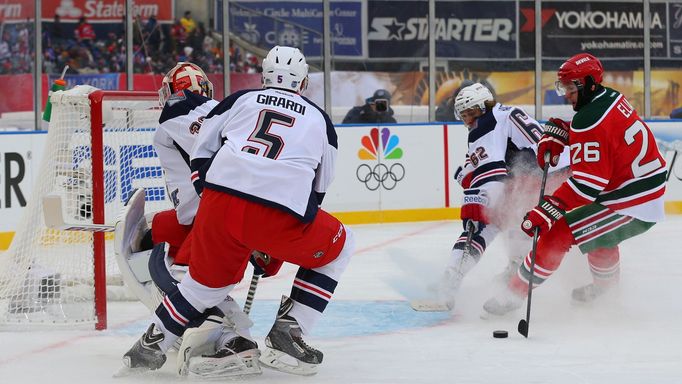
[1,218,681,383]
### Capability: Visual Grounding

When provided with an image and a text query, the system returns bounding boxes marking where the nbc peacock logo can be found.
[356,127,405,190]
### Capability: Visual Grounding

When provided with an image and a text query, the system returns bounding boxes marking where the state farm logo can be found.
[368,17,512,42]
[53,0,160,20]
[0,3,22,19]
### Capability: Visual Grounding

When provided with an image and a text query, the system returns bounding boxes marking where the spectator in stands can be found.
[143,15,161,53]
[74,17,96,48]
[170,19,187,55]
[670,107,682,119]
[342,89,397,124]
[180,11,197,35]
[50,15,66,47]
[435,80,475,122]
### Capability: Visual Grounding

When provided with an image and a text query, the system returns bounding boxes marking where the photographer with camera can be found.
[342,89,397,124]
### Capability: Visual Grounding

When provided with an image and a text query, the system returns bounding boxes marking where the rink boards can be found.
[0,121,681,249]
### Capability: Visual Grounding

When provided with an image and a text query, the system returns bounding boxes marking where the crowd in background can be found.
[0,11,261,76]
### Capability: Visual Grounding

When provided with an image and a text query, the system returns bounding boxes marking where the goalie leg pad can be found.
[176,312,223,376]
[114,188,147,256]
[114,189,161,310]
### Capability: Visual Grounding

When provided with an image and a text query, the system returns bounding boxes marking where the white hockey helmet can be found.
[261,46,309,93]
[159,62,213,105]
[454,83,494,120]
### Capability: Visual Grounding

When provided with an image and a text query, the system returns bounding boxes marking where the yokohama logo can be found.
[555,11,664,30]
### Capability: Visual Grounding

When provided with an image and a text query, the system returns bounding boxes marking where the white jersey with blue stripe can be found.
[460,103,546,202]
[154,90,218,225]
[190,87,338,222]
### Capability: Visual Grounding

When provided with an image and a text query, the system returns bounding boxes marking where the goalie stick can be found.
[410,220,476,312]
[42,194,114,232]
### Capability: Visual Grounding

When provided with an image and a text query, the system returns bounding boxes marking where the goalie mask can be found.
[454,83,494,127]
[159,62,213,105]
[262,46,309,93]
[555,53,604,111]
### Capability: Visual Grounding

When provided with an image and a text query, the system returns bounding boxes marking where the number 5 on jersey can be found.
[242,110,295,159]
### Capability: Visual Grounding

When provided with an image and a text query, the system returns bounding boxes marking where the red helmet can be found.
[557,53,604,86]
[159,62,213,105]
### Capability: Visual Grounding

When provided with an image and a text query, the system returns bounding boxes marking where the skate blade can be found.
[409,299,452,312]
[188,350,262,379]
[259,347,319,376]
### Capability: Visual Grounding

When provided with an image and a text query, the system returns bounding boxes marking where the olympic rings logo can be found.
[356,163,406,190]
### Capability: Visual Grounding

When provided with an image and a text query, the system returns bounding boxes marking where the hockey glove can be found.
[521,196,565,237]
[538,118,570,169]
[461,189,489,232]
[249,251,283,278]
[454,166,473,189]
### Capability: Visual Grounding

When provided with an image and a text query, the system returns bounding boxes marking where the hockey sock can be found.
[587,247,620,286]
[509,218,575,295]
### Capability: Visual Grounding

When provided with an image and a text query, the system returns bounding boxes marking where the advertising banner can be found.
[325,124,445,213]
[367,0,517,59]
[42,0,174,23]
[0,132,44,232]
[519,1,668,59]
[220,0,364,58]
[668,2,682,58]
[49,73,120,90]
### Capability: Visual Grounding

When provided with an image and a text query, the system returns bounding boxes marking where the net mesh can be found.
[0,87,169,329]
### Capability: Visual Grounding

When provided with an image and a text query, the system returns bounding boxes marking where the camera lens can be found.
[375,99,388,112]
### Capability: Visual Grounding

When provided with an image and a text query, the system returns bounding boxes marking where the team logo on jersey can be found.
[356,127,405,191]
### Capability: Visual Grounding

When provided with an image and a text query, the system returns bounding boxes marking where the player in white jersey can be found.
[115,62,262,378]
[431,83,570,310]
[121,46,355,377]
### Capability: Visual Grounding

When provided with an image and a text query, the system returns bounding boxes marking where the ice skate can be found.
[571,283,611,303]
[482,289,524,317]
[260,296,322,376]
[494,258,521,285]
[188,336,262,378]
[122,323,167,371]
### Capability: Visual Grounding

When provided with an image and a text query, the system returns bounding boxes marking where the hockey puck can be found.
[493,330,508,338]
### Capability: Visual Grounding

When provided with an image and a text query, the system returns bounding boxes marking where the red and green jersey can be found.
[553,87,667,222]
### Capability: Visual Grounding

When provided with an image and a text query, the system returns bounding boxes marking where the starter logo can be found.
[368,17,512,42]
[356,127,405,191]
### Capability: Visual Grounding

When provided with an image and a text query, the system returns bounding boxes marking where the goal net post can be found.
[0,86,169,330]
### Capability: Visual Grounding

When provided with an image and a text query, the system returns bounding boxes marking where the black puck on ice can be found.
[493,330,508,338]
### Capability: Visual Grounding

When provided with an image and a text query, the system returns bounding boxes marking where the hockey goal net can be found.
[0,86,170,330]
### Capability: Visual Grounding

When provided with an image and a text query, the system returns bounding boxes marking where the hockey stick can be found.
[243,272,260,315]
[518,153,551,338]
[42,194,114,232]
[410,220,476,312]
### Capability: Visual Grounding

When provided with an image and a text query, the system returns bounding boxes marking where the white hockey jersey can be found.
[190,88,337,222]
[459,103,568,204]
[154,90,219,225]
